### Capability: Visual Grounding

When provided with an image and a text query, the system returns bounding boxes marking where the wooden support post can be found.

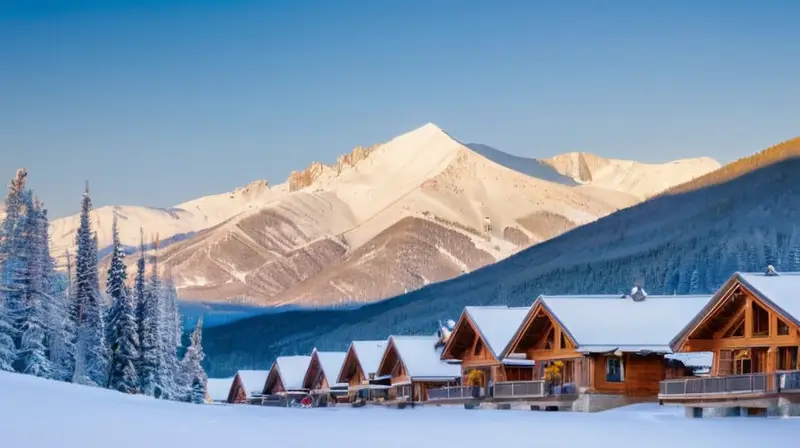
[744,296,753,338]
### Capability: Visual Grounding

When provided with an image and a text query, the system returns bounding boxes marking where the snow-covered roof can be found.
[235,370,269,397]
[206,377,234,401]
[314,350,347,386]
[464,306,530,358]
[274,356,311,390]
[736,271,800,324]
[666,352,713,369]
[351,340,388,376]
[525,294,712,354]
[389,335,460,380]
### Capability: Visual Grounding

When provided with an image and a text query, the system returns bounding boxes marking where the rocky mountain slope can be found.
[200,137,800,376]
[46,123,718,305]
[541,152,721,200]
[136,124,632,305]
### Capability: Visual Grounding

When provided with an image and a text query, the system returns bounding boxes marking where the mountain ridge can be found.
[39,123,718,305]
[200,140,800,376]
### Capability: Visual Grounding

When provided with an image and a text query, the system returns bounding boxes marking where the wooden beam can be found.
[714,305,747,339]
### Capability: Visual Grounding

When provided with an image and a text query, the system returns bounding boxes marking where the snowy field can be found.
[2,372,799,447]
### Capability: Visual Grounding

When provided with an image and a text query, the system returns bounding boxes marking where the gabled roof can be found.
[386,335,460,380]
[235,370,269,397]
[464,306,530,358]
[736,271,800,325]
[675,271,800,345]
[206,377,234,401]
[273,356,311,390]
[351,340,387,376]
[502,294,712,356]
[313,349,347,387]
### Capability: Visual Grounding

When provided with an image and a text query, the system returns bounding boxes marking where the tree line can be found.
[0,169,207,403]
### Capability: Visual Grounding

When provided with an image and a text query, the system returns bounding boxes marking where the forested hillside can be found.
[203,155,800,377]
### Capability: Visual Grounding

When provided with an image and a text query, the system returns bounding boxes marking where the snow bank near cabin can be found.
[1,371,798,448]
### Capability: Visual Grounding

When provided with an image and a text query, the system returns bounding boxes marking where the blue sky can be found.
[2,0,799,218]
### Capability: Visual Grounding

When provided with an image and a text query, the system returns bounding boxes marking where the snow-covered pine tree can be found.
[71,183,107,386]
[0,169,30,371]
[180,317,207,404]
[15,195,52,377]
[105,214,140,393]
[43,245,74,382]
[159,275,183,399]
[1,169,33,366]
[138,234,162,397]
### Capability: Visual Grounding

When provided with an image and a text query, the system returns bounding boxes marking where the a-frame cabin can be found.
[661,270,800,417]
[376,335,460,403]
[262,355,311,401]
[302,349,348,404]
[226,370,269,404]
[336,340,389,402]
[499,290,711,411]
[440,306,534,392]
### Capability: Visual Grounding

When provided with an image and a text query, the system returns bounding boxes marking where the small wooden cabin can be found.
[336,340,389,401]
[302,349,348,403]
[661,270,800,416]
[500,290,711,411]
[262,355,311,400]
[376,335,461,402]
[206,377,234,404]
[226,370,269,404]
[440,306,534,393]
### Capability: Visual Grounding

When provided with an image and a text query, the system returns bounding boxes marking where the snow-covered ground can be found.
[2,371,798,447]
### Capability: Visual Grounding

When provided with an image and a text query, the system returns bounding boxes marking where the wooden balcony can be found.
[659,370,800,401]
[427,386,483,401]
[492,380,547,399]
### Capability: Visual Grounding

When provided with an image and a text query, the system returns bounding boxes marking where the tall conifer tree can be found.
[71,183,107,385]
[105,214,140,392]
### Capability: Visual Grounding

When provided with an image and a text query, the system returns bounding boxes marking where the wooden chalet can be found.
[660,270,800,417]
[226,370,269,404]
[302,349,348,404]
[376,335,461,403]
[206,377,234,404]
[437,306,534,400]
[262,355,311,403]
[336,340,390,401]
[499,290,712,412]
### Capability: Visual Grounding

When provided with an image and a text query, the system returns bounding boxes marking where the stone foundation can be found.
[684,396,800,418]
[572,393,633,412]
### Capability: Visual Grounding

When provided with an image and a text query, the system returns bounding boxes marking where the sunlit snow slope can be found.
[0,371,797,448]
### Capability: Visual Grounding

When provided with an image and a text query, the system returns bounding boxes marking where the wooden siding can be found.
[589,353,666,396]
[338,345,367,387]
[441,311,535,386]
[226,375,248,404]
[678,279,800,377]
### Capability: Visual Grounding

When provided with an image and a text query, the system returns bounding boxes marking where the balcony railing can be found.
[659,370,800,398]
[492,380,547,399]
[427,386,481,401]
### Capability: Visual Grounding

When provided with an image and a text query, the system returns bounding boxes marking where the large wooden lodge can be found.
[216,269,800,416]
[659,270,800,417]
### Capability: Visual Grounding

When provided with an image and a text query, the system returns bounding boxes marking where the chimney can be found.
[765,265,778,276]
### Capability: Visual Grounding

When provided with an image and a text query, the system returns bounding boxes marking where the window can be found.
[752,302,770,337]
[777,347,798,371]
[778,319,791,336]
[473,339,484,356]
[560,333,568,350]
[605,356,624,382]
